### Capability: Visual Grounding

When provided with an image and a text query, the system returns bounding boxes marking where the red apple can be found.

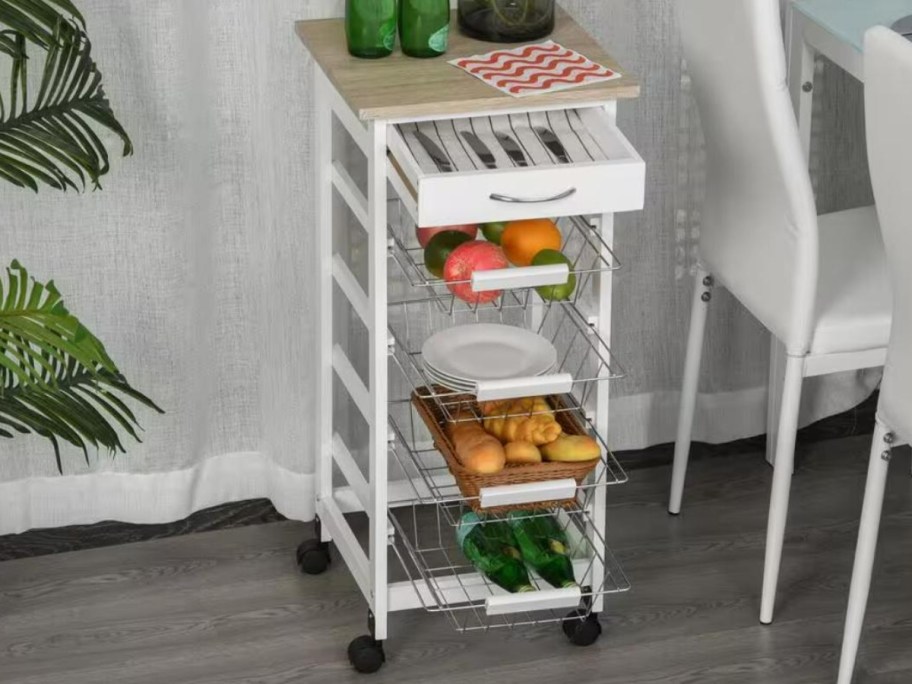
[416,223,478,248]
[443,241,509,305]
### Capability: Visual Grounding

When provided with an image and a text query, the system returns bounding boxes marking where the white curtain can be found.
[0,0,875,535]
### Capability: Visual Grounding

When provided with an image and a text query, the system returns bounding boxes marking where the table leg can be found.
[786,7,816,162]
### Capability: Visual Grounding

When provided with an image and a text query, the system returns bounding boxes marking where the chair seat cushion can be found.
[810,206,892,355]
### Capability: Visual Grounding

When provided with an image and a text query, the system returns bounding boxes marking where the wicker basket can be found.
[411,388,600,514]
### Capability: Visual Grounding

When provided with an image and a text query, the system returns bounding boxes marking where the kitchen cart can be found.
[295,9,644,673]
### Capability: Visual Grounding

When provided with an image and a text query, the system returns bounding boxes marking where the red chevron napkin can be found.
[450,41,621,98]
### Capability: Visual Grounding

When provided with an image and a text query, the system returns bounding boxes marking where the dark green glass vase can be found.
[458,0,554,43]
[400,0,450,58]
[346,0,398,59]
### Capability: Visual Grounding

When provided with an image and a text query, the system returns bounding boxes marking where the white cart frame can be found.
[299,13,645,666]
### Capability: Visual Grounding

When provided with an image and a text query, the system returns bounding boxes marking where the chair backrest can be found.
[679,0,819,354]
[865,27,912,440]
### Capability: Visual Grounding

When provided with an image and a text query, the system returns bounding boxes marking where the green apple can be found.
[532,249,577,301]
[481,221,509,245]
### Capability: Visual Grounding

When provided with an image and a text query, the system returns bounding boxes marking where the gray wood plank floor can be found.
[2,435,911,684]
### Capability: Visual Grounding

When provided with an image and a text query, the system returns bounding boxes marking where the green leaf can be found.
[0,261,163,472]
[0,16,132,192]
[0,0,84,48]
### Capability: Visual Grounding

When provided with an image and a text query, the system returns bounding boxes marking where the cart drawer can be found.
[387,108,645,227]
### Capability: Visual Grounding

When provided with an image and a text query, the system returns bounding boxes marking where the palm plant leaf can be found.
[0,15,132,192]
[0,0,84,48]
[0,260,163,471]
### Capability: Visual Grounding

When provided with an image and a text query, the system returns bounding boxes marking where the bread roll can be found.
[481,397,562,446]
[447,412,506,474]
[540,435,600,462]
[505,441,542,465]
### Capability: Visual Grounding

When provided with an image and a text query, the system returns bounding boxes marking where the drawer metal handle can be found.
[489,188,577,204]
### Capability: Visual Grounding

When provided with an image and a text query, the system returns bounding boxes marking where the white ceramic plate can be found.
[425,363,559,394]
[424,369,474,392]
[425,361,556,386]
[422,324,558,383]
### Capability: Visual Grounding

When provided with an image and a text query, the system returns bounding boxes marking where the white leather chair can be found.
[837,26,912,684]
[669,0,892,625]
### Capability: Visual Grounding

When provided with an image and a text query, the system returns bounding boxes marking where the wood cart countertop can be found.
[295,8,639,121]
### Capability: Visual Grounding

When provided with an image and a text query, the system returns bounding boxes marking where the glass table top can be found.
[794,0,912,51]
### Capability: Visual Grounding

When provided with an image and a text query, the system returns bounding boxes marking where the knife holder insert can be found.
[396,109,611,173]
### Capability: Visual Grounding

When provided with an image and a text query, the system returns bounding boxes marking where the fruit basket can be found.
[388,203,620,313]
[411,388,600,513]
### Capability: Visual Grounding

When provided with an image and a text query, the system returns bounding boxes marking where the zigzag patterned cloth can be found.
[450,41,621,98]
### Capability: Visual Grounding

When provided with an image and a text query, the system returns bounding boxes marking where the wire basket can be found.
[388,204,620,316]
[388,502,630,632]
[387,297,624,427]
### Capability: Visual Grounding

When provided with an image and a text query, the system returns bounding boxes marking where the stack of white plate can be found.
[421,324,558,392]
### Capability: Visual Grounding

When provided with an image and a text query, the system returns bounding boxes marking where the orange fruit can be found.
[501,219,562,267]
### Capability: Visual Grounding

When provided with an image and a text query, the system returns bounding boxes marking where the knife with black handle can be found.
[494,132,529,167]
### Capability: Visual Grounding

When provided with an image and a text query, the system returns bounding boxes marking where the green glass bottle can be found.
[508,512,578,589]
[346,0,398,59]
[399,0,450,58]
[457,513,535,594]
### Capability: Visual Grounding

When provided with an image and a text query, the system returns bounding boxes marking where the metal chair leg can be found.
[837,421,893,684]
[760,354,805,624]
[669,267,714,515]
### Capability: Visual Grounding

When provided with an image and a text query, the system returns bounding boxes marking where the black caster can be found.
[561,609,602,646]
[296,538,330,575]
[348,635,385,674]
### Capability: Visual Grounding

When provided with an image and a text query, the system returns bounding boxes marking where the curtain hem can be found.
[1,379,877,535]
[0,452,314,536]
[609,379,876,451]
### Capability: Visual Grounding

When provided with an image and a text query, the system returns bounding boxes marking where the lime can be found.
[532,249,576,301]
[481,221,509,245]
[424,231,473,278]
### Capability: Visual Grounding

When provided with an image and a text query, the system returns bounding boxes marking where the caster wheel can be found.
[562,609,602,647]
[296,539,330,575]
[348,635,385,674]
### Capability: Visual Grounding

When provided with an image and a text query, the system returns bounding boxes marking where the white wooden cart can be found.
[296,9,645,673]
